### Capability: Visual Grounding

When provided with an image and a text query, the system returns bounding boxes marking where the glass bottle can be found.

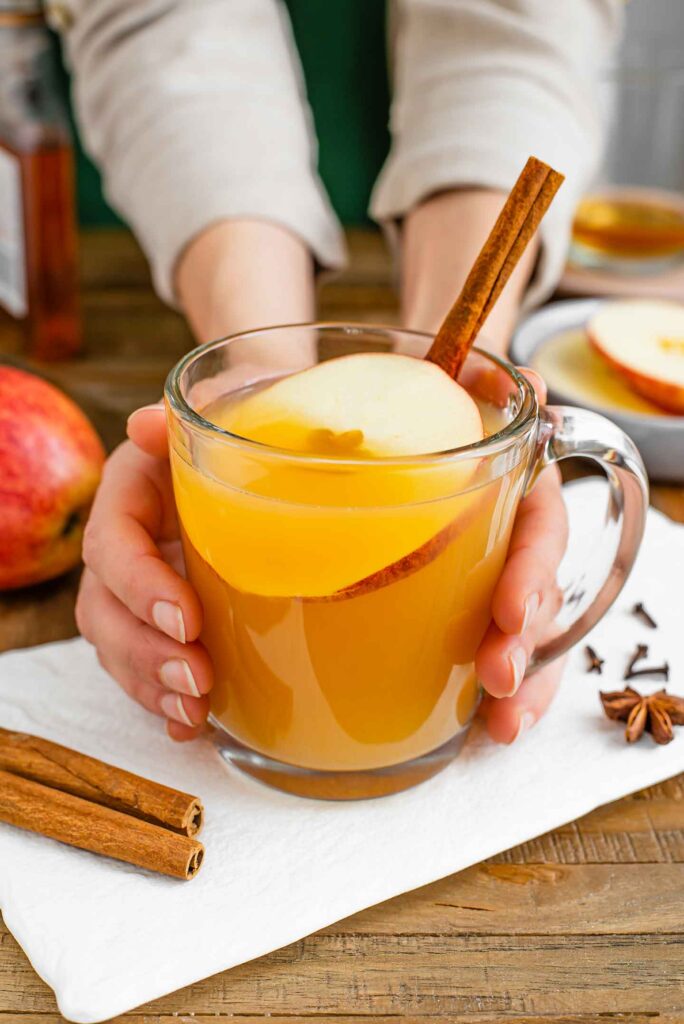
[0,1,81,359]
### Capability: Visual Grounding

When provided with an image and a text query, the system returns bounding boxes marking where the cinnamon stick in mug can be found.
[427,155,564,380]
[0,769,204,880]
[0,727,203,836]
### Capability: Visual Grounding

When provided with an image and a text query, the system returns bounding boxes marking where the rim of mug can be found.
[164,321,539,467]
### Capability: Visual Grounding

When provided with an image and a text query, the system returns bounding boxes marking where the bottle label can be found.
[0,146,28,319]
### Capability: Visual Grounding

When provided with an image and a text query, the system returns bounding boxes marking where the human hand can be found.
[76,329,317,742]
[76,217,317,739]
[475,370,568,743]
[76,406,212,741]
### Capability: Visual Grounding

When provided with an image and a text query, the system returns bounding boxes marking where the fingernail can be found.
[521,592,541,634]
[127,403,163,423]
[159,659,200,697]
[511,710,536,743]
[152,601,186,643]
[160,692,195,727]
[506,646,527,696]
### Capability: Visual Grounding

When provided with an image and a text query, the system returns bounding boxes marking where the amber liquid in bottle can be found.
[0,11,81,359]
[1,141,82,359]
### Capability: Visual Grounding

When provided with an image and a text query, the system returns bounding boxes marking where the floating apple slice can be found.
[178,352,486,598]
[588,300,684,415]
[222,352,484,457]
[323,484,489,601]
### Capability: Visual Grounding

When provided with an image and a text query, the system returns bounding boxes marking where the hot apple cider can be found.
[166,164,648,799]
[169,353,530,777]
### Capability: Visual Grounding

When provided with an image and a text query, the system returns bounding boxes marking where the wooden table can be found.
[1,230,683,1023]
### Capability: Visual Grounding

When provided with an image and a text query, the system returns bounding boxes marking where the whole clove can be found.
[624,644,649,679]
[585,645,605,674]
[632,602,657,629]
[625,662,670,683]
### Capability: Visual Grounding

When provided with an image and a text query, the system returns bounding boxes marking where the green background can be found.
[62,0,391,227]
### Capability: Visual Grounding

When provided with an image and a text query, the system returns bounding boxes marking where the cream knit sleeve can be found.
[53,0,346,305]
[371,0,624,307]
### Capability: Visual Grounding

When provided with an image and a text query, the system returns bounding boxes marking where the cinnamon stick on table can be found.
[0,769,204,880]
[427,155,564,380]
[0,726,203,836]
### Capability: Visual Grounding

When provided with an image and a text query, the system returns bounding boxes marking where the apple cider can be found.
[169,370,529,775]
[165,316,649,797]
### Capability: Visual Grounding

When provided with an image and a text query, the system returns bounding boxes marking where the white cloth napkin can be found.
[0,481,682,1023]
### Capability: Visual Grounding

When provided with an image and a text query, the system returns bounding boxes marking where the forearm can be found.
[61,0,345,311]
[374,1,622,328]
[401,190,538,354]
[176,220,315,347]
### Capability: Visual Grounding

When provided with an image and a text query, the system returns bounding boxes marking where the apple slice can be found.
[588,300,684,415]
[222,352,484,457]
[322,483,490,601]
[180,353,486,598]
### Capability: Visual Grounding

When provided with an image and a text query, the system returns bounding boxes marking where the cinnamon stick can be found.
[0,769,204,880]
[0,727,203,837]
[427,156,565,380]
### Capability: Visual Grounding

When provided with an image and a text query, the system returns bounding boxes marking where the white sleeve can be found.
[53,0,347,305]
[371,0,624,307]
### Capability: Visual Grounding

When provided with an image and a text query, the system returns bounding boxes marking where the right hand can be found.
[76,405,213,741]
[77,219,317,738]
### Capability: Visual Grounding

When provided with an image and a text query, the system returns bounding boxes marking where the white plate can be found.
[511,298,684,483]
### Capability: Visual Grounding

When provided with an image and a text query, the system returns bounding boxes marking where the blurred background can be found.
[60,0,393,230]
[51,0,684,235]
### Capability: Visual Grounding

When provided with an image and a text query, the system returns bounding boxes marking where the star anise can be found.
[600,687,684,745]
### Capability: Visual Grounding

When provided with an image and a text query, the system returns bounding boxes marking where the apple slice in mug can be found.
[186,351,488,598]
[224,352,484,458]
[588,300,684,415]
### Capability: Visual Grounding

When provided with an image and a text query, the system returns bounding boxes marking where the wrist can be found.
[401,189,538,356]
[175,220,316,346]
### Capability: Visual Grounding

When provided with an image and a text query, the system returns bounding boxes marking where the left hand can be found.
[475,369,568,743]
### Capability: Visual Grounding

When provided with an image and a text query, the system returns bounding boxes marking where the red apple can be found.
[0,366,105,590]
[588,300,684,415]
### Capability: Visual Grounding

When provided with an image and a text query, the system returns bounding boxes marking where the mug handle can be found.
[525,405,649,673]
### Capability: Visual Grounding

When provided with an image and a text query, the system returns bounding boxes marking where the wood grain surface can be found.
[0,229,682,1023]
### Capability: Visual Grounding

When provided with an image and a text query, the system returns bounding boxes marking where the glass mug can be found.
[165,324,648,800]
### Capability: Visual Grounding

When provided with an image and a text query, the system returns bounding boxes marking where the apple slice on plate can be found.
[588,300,684,415]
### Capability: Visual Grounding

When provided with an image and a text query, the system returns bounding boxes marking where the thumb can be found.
[516,366,547,405]
[126,403,168,458]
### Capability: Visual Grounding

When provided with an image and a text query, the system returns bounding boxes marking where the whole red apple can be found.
[0,366,105,590]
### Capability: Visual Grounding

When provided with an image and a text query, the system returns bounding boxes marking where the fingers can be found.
[77,568,212,739]
[475,582,563,698]
[472,363,566,742]
[454,362,546,411]
[490,467,568,636]
[479,656,564,744]
[82,442,203,643]
[517,366,547,404]
[127,403,168,458]
[87,409,216,741]
[167,719,207,742]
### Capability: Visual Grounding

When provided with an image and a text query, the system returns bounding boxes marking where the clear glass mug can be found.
[165,324,648,800]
